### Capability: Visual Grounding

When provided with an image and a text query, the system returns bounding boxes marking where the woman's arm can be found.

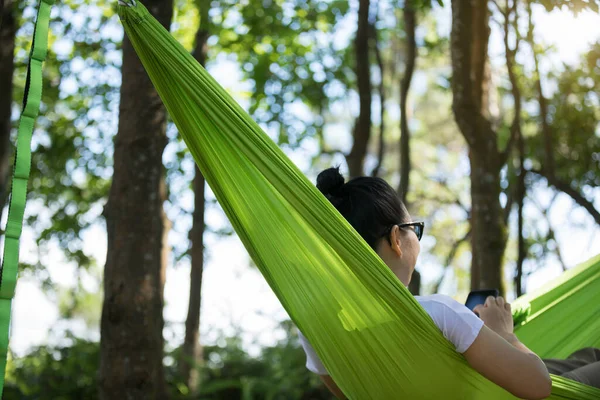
[463,325,551,399]
[466,296,552,399]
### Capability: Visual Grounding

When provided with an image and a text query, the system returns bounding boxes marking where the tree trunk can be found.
[450,0,507,293]
[346,0,371,178]
[516,130,525,297]
[0,0,16,214]
[504,0,525,297]
[180,167,205,391]
[470,0,491,117]
[469,154,505,291]
[398,0,415,204]
[180,14,209,391]
[371,22,385,178]
[99,0,173,398]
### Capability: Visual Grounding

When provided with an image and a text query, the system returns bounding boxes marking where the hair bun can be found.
[316,167,345,196]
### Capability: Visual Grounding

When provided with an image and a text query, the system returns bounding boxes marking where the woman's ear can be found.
[389,225,403,257]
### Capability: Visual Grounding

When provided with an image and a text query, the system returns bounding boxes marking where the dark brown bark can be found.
[0,0,16,214]
[346,0,371,178]
[498,1,519,168]
[399,0,416,204]
[503,0,525,296]
[468,158,506,293]
[451,0,507,294]
[99,0,173,398]
[180,17,209,392]
[180,168,205,391]
[371,22,385,178]
[516,130,525,297]
[470,1,491,117]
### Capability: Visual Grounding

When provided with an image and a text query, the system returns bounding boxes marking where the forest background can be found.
[1,0,600,398]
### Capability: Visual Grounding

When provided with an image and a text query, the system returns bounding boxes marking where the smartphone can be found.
[465,289,499,311]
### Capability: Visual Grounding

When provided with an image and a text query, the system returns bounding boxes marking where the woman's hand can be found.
[473,296,513,337]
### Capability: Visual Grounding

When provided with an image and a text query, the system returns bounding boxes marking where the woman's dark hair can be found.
[316,166,409,248]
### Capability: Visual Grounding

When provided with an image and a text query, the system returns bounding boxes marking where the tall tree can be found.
[450,0,510,293]
[503,0,525,296]
[99,0,173,398]
[346,0,372,178]
[0,0,16,213]
[371,20,385,178]
[398,0,416,205]
[399,0,419,295]
[180,0,210,392]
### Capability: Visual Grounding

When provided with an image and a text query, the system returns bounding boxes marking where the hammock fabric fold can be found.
[513,254,600,359]
[116,2,600,399]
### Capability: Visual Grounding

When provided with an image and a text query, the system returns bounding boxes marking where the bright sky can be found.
[6,4,600,357]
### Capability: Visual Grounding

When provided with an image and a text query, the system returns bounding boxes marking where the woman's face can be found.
[375,221,421,286]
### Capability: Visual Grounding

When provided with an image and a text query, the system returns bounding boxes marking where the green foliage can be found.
[4,324,332,400]
[493,5,600,286]
[515,41,600,207]
[13,0,119,273]
[536,0,599,13]
[213,0,351,146]
[186,322,334,399]
[544,43,600,187]
[172,0,201,50]
[3,337,100,400]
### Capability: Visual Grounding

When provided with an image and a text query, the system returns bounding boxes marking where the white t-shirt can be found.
[298,294,484,375]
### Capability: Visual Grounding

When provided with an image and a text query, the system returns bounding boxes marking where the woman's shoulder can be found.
[415,293,484,353]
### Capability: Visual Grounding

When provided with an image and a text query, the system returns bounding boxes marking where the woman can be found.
[298,167,554,399]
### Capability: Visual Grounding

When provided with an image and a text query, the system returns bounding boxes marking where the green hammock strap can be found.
[0,0,53,393]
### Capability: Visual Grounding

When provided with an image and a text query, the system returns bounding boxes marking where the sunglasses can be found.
[382,222,425,241]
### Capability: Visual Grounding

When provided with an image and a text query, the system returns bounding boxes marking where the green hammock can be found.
[1,0,598,398]
[114,2,600,398]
